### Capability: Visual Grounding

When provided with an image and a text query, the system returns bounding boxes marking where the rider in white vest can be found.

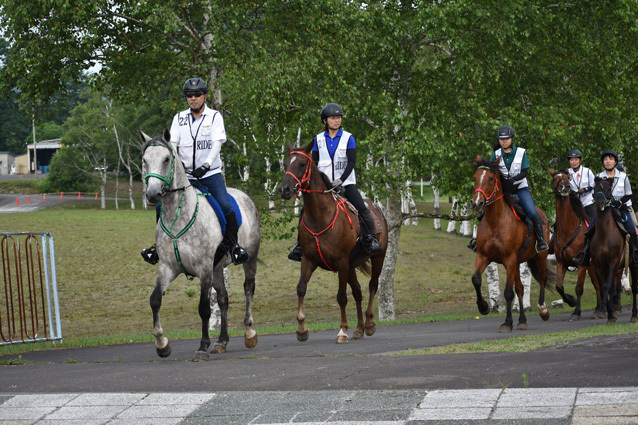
[573,149,638,266]
[288,103,382,261]
[141,78,248,266]
[567,149,596,221]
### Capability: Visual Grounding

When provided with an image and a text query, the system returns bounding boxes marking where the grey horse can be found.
[140,129,260,360]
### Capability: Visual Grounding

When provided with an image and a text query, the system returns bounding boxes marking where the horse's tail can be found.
[527,257,556,292]
[357,260,372,278]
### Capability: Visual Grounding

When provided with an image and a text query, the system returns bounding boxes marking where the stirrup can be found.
[288,242,302,262]
[535,241,548,253]
[362,236,382,256]
[572,251,588,267]
[467,238,477,252]
[141,244,159,265]
[231,244,249,265]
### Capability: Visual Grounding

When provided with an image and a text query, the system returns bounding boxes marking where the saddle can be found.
[194,187,243,235]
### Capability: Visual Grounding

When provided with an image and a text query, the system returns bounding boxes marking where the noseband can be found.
[285,150,329,197]
[594,179,613,209]
[473,166,503,206]
[143,141,176,193]
[552,172,571,197]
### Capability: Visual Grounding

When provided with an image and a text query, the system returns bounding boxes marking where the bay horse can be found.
[140,129,260,360]
[548,169,604,320]
[278,140,388,344]
[590,177,638,323]
[470,156,555,332]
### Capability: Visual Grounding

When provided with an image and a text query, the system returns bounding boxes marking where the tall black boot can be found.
[630,232,638,264]
[360,209,382,256]
[141,205,161,265]
[573,225,594,266]
[467,213,483,252]
[224,212,249,265]
[288,212,303,262]
[532,215,548,252]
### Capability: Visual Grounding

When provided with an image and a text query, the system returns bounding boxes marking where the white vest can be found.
[169,104,226,178]
[316,130,356,186]
[496,147,528,189]
[597,170,633,207]
[569,166,594,207]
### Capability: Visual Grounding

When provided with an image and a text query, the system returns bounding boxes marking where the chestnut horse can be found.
[590,177,638,323]
[470,156,555,332]
[279,141,388,344]
[548,169,604,320]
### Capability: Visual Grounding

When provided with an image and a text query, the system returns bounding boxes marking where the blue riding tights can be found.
[155,173,232,221]
[516,188,538,219]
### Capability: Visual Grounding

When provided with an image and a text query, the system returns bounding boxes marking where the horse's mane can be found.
[555,169,589,221]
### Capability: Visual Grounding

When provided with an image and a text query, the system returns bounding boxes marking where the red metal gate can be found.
[0,232,62,345]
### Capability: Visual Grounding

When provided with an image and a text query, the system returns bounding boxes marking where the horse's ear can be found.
[548,169,555,177]
[285,141,294,153]
[303,139,314,154]
[138,130,151,144]
[476,155,482,162]
[163,128,171,143]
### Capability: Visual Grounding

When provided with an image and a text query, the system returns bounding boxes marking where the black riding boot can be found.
[630,232,638,264]
[141,243,159,265]
[467,213,483,252]
[532,215,549,252]
[573,225,595,267]
[360,209,382,256]
[288,238,302,262]
[224,212,249,265]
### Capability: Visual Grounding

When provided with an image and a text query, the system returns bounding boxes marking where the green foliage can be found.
[39,146,98,193]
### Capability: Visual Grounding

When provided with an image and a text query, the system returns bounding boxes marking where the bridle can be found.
[552,172,572,198]
[143,141,177,194]
[285,150,333,198]
[594,179,613,209]
[473,166,503,206]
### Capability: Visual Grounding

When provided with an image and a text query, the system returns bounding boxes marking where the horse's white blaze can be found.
[473,169,488,204]
[289,156,297,165]
[337,329,348,338]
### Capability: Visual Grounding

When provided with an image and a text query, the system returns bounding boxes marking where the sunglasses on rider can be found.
[185,92,205,98]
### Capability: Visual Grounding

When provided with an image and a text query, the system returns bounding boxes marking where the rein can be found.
[144,140,198,280]
[287,150,353,272]
[473,166,504,206]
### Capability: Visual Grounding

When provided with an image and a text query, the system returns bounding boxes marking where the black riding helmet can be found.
[320,103,344,121]
[600,149,619,165]
[183,78,208,94]
[567,149,582,159]
[497,125,515,139]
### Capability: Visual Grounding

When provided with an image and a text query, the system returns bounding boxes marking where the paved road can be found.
[2,312,638,423]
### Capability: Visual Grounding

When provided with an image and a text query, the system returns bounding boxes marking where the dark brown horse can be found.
[590,177,638,323]
[470,156,554,332]
[548,169,604,320]
[279,141,388,344]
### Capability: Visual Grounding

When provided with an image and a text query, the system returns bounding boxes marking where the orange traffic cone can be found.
[16,198,19,206]
[26,196,30,203]
[78,192,81,199]
[60,192,64,199]
[43,194,47,201]
[94,193,98,200]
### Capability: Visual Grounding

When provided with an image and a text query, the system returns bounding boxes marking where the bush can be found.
[39,147,99,193]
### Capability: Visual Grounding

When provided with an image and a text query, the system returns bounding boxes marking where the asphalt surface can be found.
[1,312,638,423]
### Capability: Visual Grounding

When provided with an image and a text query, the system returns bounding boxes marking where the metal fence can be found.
[0,232,62,345]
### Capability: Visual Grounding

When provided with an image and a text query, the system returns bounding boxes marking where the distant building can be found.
[26,139,61,174]
[0,152,17,176]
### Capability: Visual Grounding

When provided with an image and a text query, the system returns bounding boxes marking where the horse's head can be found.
[471,155,501,214]
[140,128,175,205]
[593,176,613,212]
[279,140,316,200]
[549,169,571,198]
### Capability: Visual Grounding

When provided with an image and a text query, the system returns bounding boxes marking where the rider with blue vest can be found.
[573,149,638,266]
[490,125,548,252]
[141,78,248,265]
[288,103,382,261]
[567,149,596,221]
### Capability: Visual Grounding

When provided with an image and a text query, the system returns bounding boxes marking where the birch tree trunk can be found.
[446,197,459,233]
[433,185,441,230]
[378,196,402,320]
[460,202,472,236]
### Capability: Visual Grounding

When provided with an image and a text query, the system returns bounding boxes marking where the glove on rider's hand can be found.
[191,165,209,179]
[331,178,343,188]
[611,199,622,208]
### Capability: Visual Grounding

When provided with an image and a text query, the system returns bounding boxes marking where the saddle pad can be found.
[196,188,242,236]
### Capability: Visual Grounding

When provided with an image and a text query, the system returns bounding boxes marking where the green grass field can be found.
[0,179,631,355]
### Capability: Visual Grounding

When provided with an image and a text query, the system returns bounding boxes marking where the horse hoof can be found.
[591,310,606,319]
[296,330,309,342]
[499,325,512,333]
[607,318,617,325]
[245,334,258,349]
[353,329,364,339]
[156,342,172,358]
[478,301,491,316]
[539,309,550,321]
[336,335,349,344]
[365,324,376,336]
[193,350,210,361]
[517,323,528,330]
[211,343,227,354]
[569,314,581,322]
[631,316,638,324]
